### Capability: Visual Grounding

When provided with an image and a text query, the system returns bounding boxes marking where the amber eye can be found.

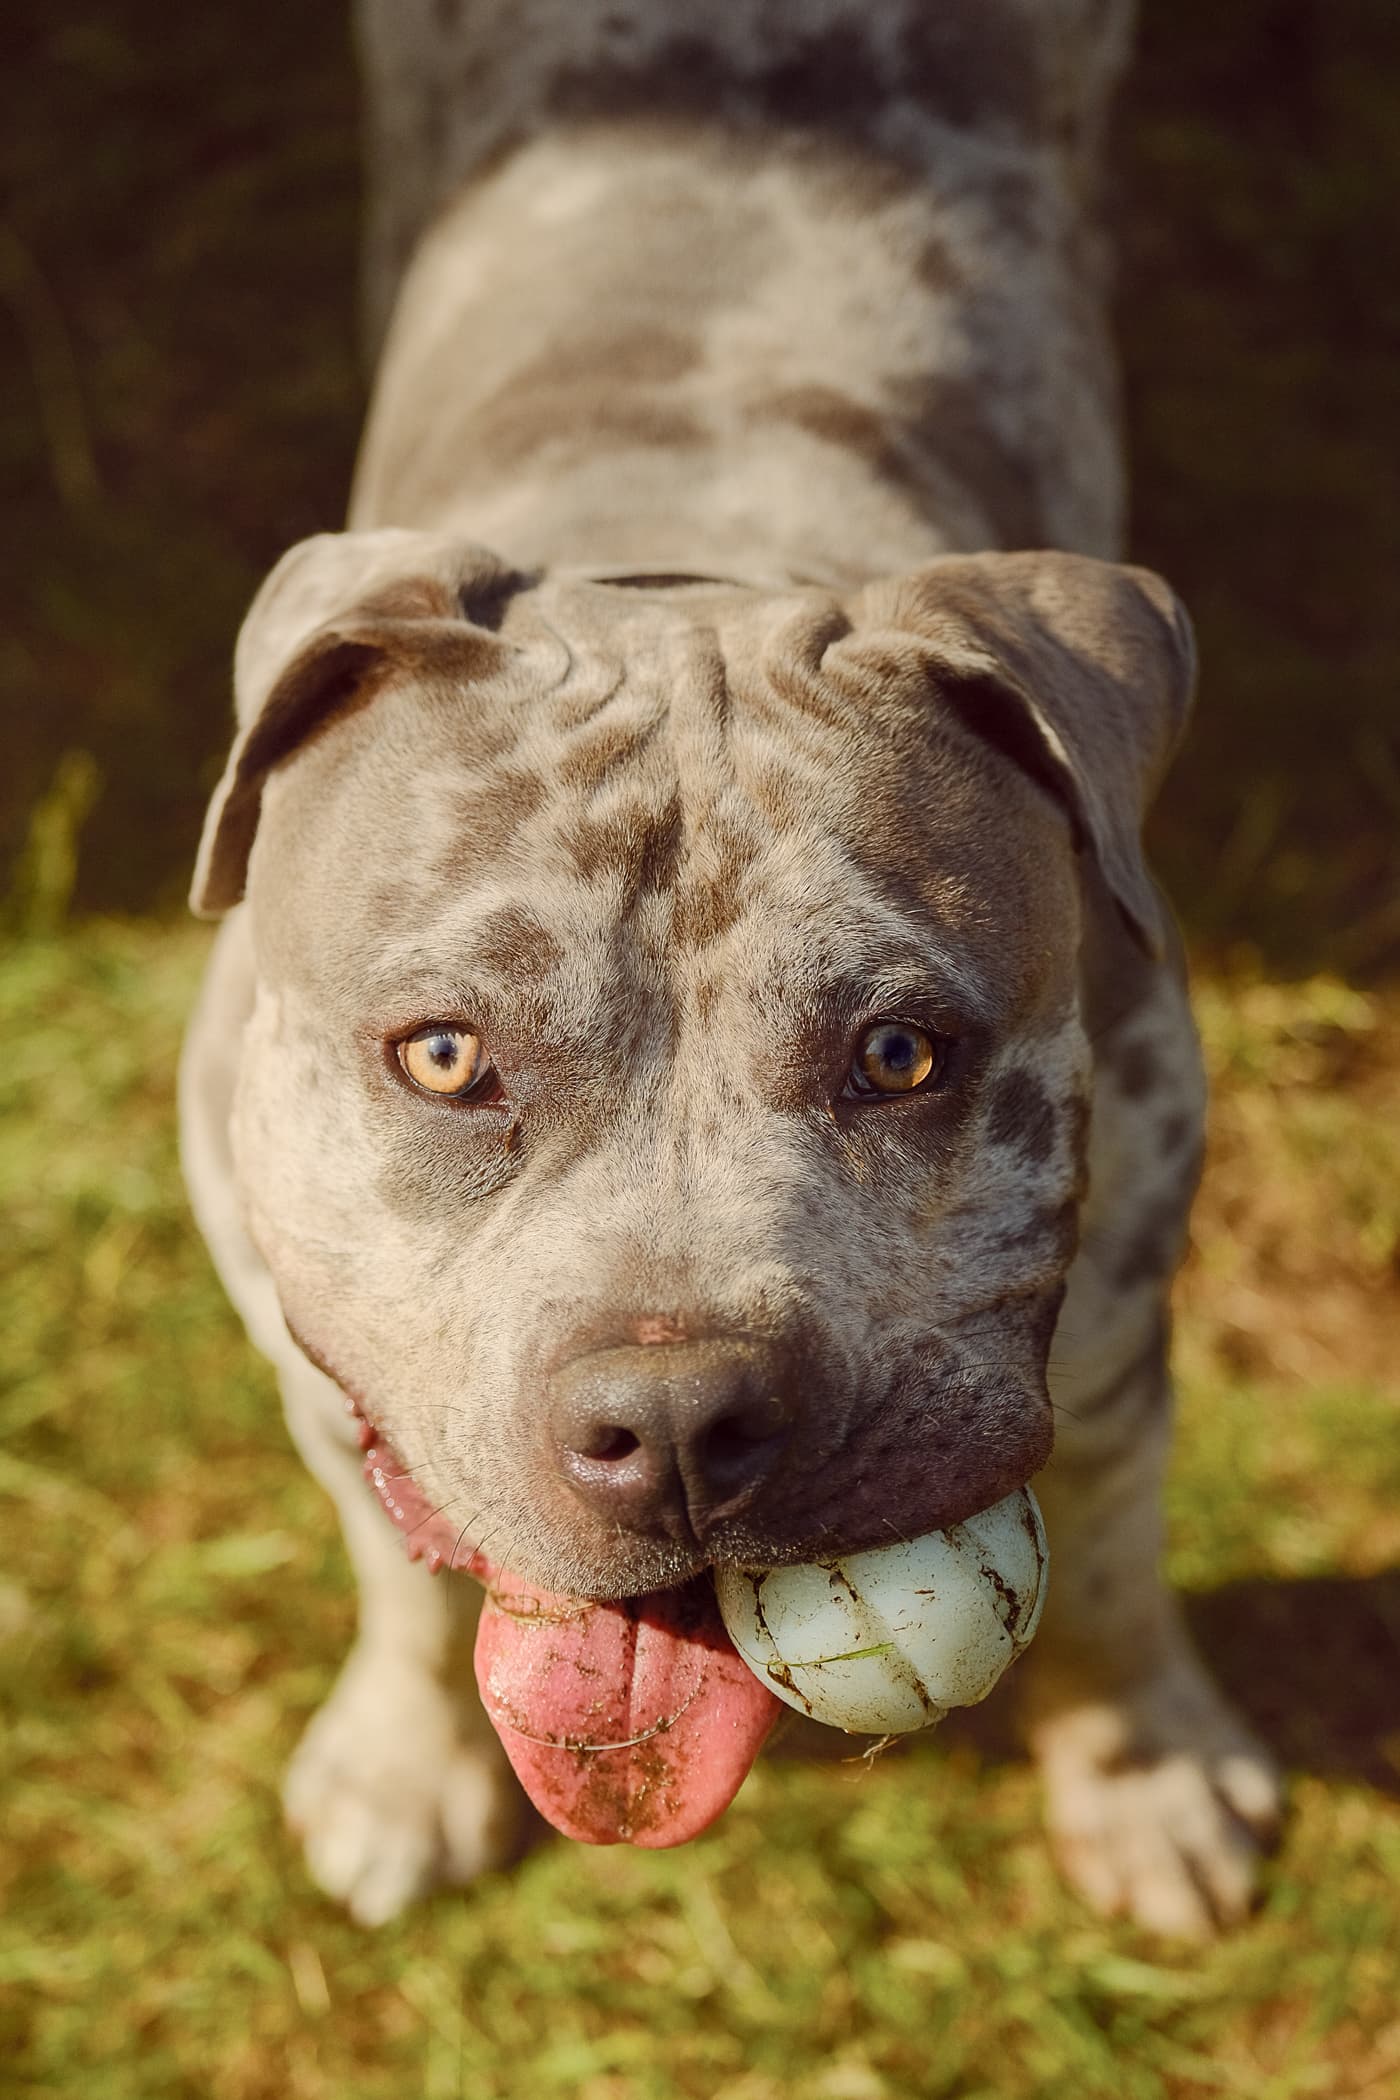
[848,1021,943,1099]
[397,1025,491,1098]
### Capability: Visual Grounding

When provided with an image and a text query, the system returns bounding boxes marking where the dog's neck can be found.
[351,0,1133,586]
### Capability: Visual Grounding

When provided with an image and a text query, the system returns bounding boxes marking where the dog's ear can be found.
[191,529,524,918]
[857,551,1196,958]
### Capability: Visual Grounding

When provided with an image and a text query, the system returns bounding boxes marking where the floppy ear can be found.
[858,551,1196,958]
[191,529,524,918]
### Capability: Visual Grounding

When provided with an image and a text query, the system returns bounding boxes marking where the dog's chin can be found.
[489,1522,851,1605]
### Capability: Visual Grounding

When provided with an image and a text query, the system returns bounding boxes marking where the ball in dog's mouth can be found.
[352,1395,1047,1847]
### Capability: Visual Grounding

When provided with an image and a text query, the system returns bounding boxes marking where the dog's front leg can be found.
[276,1360,524,1922]
[182,919,523,1923]
[1021,1334,1281,1937]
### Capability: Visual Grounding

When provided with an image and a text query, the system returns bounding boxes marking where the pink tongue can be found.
[473,1565,783,1846]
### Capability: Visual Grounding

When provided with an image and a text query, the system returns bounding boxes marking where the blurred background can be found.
[2,3,1398,2096]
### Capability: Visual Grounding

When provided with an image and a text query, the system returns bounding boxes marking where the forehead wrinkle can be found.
[665,805,997,1039]
[355,880,566,1007]
[667,621,733,757]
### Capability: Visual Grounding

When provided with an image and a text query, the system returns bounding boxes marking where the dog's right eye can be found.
[397,1025,491,1098]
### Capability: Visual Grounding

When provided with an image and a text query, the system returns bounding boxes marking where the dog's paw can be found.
[283,1649,523,1925]
[1034,1666,1282,1938]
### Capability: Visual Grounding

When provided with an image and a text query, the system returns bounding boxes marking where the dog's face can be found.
[196,533,1192,1599]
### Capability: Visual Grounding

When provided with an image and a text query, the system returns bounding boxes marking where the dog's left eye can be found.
[397,1024,493,1099]
[846,1021,945,1099]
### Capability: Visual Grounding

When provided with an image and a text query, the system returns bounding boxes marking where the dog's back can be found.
[352,0,1133,577]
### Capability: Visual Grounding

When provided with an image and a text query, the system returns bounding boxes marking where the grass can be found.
[2,920,1398,2100]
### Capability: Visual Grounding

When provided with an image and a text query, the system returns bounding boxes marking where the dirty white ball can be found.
[714,1487,1048,1734]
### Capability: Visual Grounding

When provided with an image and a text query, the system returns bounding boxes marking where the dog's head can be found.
[194,531,1192,1598]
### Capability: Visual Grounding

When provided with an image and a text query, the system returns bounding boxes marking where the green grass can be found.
[3,920,1399,2100]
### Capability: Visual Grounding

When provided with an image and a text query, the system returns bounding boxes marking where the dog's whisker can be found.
[403,1498,461,1539]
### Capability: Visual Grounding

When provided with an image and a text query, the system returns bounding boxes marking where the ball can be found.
[714,1486,1048,1733]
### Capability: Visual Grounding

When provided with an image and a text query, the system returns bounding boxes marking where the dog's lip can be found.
[289,1319,1044,1591]
[278,1308,494,1578]
[347,1395,489,1578]
[351,1385,1036,1597]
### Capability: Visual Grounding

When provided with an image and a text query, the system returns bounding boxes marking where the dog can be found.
[180,0,1280,1932]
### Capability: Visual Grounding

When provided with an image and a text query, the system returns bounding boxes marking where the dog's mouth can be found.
[354,1400,784,1847]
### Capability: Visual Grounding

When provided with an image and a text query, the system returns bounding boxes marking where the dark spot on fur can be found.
[561,811,631,884]
[470,334,704,476]
[1109,1184,1194,1290]
[472,905,564,979]
[986,1069,1058,1164]
[555,27,890,139]
[501,329,701,395]
[1070,1324,1170,1421]
[561,798,681,901]
[769,383,894,458]
[758,27,888,130]
[672,871,745,949]
[746,760,805,826]
[915,231,959,295]
[897,9,1042,137]
[761,375,1045,552]
[459,568,532,632]
[435,767,548,878]
[993,1197,1079,1266]
[893,376,1047,549]
[1159,1111,1192,1155]
[633,797,684,899]
[556,18,1041,150]
[763,383,938,521]
[692,974,721,1023]
[490,397,702,473]
[1114,1039,1161,1100]
[556,720,655,796]
[554,35,743,128]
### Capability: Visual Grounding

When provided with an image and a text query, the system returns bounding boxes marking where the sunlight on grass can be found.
[2,919,1398,2099]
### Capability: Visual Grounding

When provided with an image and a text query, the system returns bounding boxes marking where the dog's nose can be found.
[550,1339,800,1540]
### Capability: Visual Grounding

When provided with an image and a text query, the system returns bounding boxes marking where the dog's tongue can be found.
[473,1566,782,1846]
[357,1426,779,1844]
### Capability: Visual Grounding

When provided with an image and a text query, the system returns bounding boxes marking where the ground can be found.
[1,2,1398,2096]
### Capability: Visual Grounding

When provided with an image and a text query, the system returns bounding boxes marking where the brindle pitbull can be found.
[181,0,1280,1930]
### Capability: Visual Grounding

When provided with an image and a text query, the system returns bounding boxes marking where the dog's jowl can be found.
[182,0,1280,1932]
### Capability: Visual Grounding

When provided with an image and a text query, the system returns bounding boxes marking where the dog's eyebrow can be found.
[843,953,996,1029]
[818,877,998,1026]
